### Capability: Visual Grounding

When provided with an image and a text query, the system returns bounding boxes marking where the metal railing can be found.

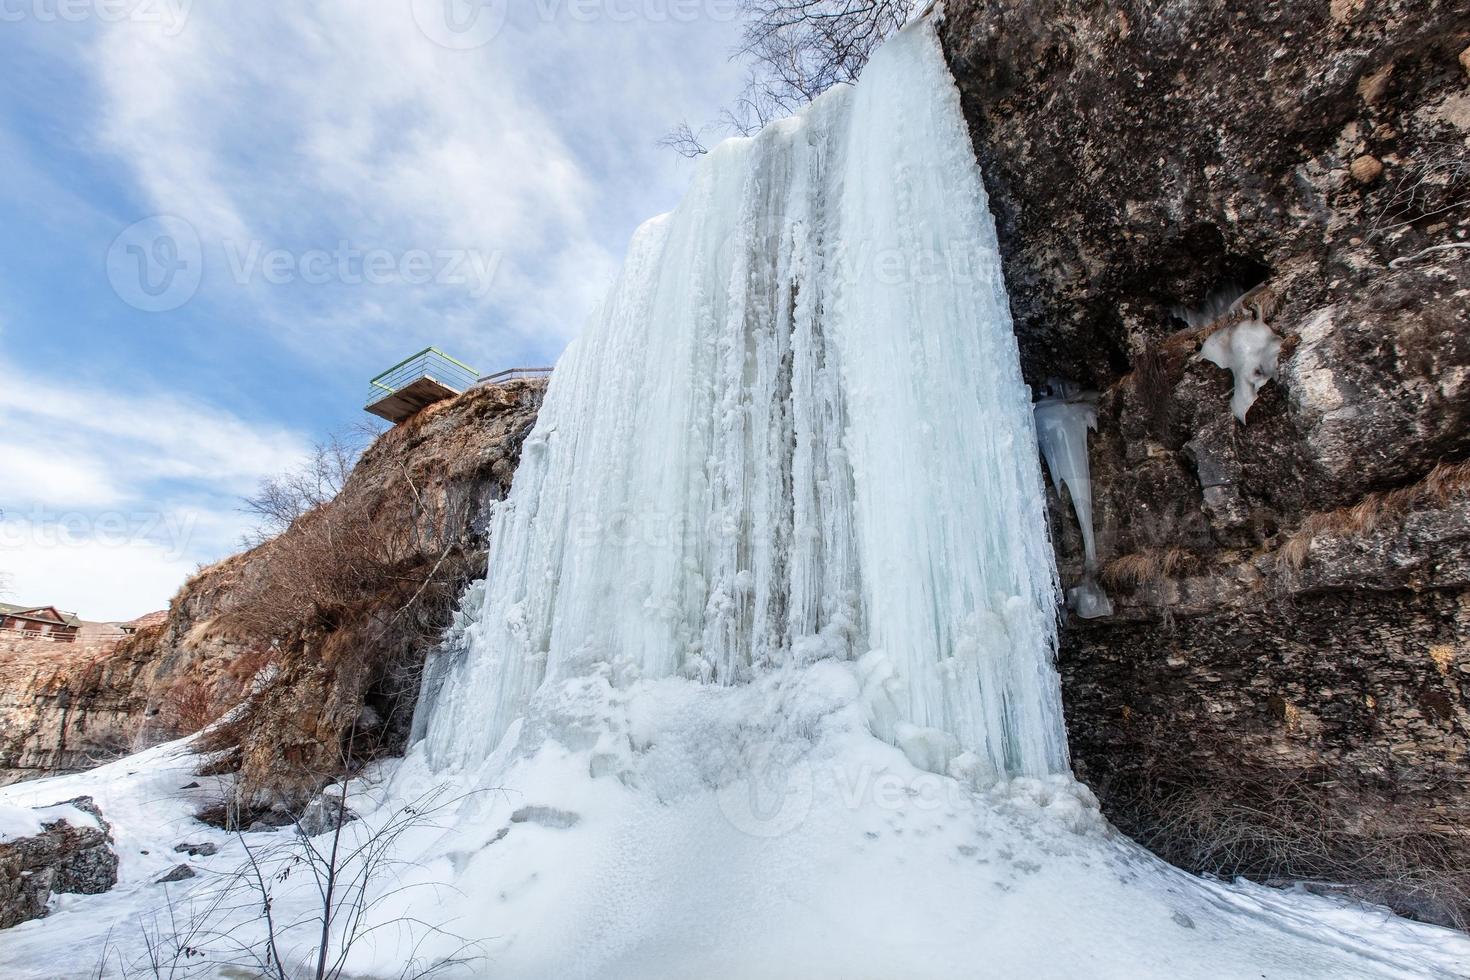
[476,366,555,386]
[365,347,479,407]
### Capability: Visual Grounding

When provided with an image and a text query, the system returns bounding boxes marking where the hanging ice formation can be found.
[1033,380,1113,620]
[1201,316,1283,422]
[415,21,1070,782]
[1176,283,1283,423]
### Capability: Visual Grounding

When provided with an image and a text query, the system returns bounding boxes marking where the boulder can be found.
[0,797,118,929]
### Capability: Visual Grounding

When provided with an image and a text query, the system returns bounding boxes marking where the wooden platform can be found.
[365,376,464,424]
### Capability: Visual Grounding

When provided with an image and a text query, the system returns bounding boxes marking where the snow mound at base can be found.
[373,661,1469,979]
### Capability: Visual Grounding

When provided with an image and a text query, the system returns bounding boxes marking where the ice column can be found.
[1033,380,1112,619]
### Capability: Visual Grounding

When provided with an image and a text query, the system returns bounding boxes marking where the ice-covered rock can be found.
[1200,316,1284,422]
[417,18,1068,781]
[1033,379,1113,618]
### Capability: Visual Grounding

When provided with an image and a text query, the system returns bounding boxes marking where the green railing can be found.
[365,347,479,407]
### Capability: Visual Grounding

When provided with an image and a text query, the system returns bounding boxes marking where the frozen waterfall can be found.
[416,21,1068,782]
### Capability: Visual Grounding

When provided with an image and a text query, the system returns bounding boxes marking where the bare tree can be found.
[134,738,484,979]
[242,430,369,545]
[662,0,912,156]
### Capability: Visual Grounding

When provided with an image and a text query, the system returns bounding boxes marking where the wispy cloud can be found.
[0,343,310,618]
[90,2,745,364]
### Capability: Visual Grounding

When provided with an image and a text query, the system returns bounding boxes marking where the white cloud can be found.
[0,527,198,623]
[0,2,749,618]
[0,350,310,619]
[0,444,123,510]
[90,2,746,366]
[0,373,309,494]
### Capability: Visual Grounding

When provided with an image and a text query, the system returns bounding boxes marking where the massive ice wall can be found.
[417,21,1068,782]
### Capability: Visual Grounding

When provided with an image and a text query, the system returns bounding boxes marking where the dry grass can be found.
[1105,746,1470,930]
[1102,547,1197,590]
[1277,460,1470,570]
[190,397,525,804]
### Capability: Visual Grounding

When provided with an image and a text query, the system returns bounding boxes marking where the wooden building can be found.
[0,604,83,643]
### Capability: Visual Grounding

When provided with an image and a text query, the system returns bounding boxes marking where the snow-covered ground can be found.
[1,662,1469,978]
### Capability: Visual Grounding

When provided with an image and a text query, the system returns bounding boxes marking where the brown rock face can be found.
[0,380,546,807]
[0,636,151,786]
[941,0,1470,924]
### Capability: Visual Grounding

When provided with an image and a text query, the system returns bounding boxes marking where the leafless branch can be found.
[241,430,366,545]
[662,0,910,155]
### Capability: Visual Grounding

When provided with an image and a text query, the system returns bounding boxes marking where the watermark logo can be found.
[409,0,508,49]
[222,241,502,296]
[716,738,813,838]
[106,215,203,313]
[106,217,504,311]
[0,0,193,35]
[1,506,198,561]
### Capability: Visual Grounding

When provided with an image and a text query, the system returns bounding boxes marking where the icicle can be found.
[1033,380,1112,620]
[417,22,1069,779]
[1200,316,1283,422]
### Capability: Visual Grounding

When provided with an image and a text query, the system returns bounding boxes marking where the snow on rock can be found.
[0,801,100,843]
[0,796,116,930]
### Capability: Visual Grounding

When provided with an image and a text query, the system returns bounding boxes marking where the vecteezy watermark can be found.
[105,215,203,313]
[716,737,815,838]
[409,0,509,49]
[105,215,505,310]
[715,227,1008,291]
[1,506,198,561]
[715,754,1070,839]
[410,0,741,49]
[222,240,502,297]
[0,0,193,35]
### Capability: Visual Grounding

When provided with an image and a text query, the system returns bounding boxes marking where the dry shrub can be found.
[1106,747,1470,930]
[1102,547,1196,590]
[195,430,494,801]
[217,452,474,648]
[1277,459,1470,570]
[224,645,275,687]
[172,380,544,808]
[1367,139,1470,241]
[1131,346,1177,439]
[161,678,217,736]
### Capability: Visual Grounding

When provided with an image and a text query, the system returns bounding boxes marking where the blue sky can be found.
[0,1,746,620]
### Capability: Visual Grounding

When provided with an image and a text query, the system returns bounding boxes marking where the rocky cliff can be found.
[0,637,144,785]
[941,0,1470,925]
[0,797,117,929]
[0,380,545,810]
